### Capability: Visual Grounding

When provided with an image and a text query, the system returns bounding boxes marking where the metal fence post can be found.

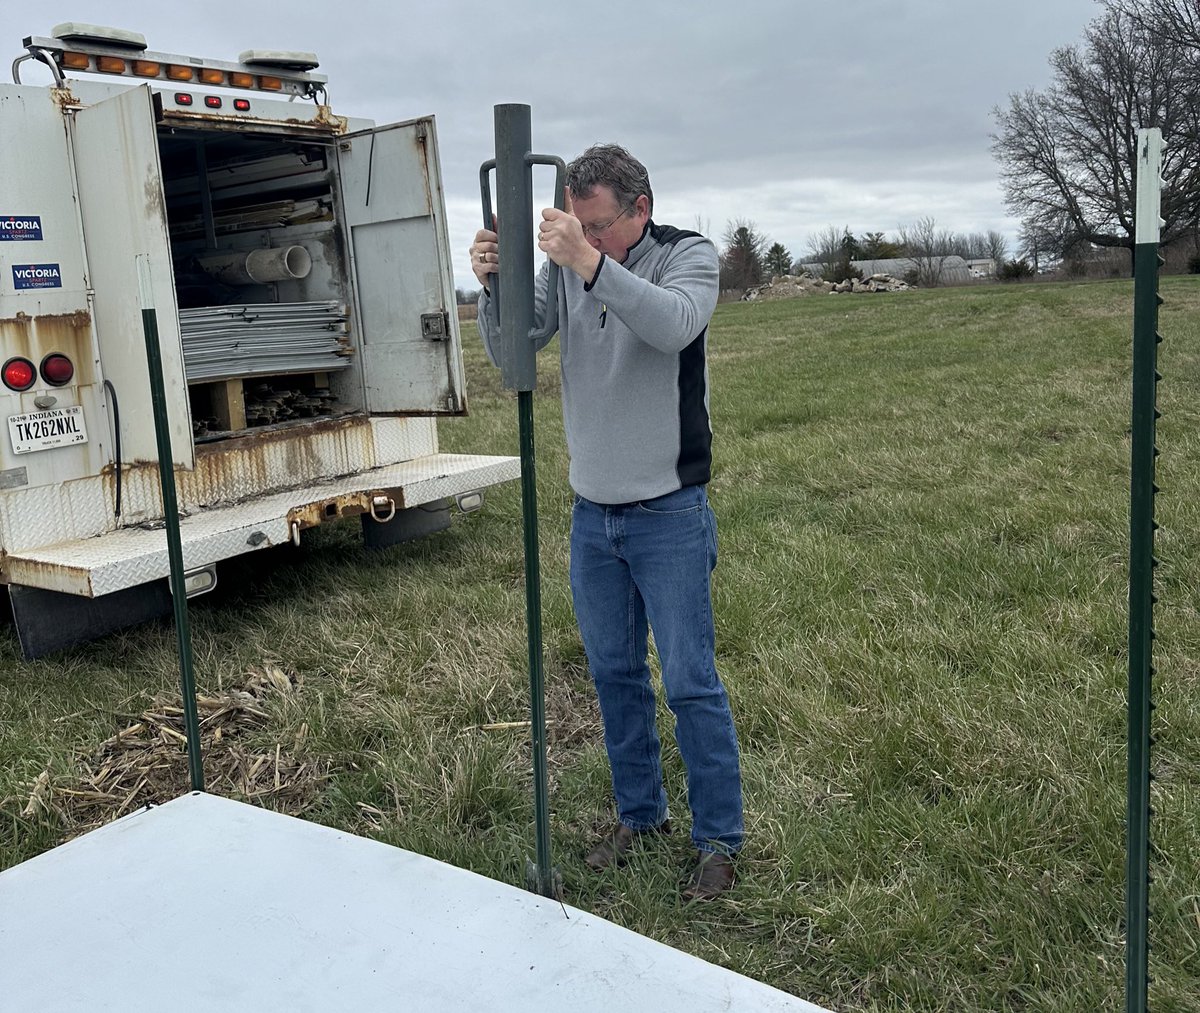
[137,256,204,793]
[481,105,564,899]
[1126,126,1164,1013]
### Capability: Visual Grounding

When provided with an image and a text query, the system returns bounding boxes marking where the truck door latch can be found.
[421,311,449,341]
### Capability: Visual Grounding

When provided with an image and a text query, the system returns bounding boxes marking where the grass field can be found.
[2,278,1198,1011]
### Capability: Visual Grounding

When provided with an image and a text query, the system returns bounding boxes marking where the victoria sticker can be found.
[11,264,62,290]
[0,216,43,241]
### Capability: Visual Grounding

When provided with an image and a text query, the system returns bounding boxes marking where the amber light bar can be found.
[24,33,327,98]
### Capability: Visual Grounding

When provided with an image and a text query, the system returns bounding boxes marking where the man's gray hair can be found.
[567,144,654,217]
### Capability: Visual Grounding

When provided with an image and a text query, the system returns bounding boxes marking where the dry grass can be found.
[16,664,328,841]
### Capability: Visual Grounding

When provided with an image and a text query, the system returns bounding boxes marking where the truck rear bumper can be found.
[3,452,518,597]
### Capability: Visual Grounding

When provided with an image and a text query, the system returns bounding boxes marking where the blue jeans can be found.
[569,485,743,855]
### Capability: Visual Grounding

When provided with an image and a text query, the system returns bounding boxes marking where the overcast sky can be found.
[3,1,1103,290]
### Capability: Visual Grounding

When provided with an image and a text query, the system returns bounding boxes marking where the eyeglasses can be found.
[581,206,632,238]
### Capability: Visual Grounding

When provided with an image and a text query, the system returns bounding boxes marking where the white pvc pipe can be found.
[198,246,312,285]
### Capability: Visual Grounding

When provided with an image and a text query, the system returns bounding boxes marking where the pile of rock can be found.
[829,273,911,294]
[742,273,832,300]
[741,271,911,301]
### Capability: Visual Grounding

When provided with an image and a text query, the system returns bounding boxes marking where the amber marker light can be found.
[133,60,161,77]
[258,75,283,91]
[60,52,90,70]
[228,72,253,88]
[96,56,126,73]
[198,68,224,85]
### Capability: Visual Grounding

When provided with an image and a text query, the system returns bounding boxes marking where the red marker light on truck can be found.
[233,99,250,112]
[2,358,36,392]
[40,354,75,387]
[205,96,222,109]
[175,93,193,106]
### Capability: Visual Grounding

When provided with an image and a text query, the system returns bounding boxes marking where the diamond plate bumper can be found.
[4,452,518,597]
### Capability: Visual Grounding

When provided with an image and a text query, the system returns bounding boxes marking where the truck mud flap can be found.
[8,581,172,660]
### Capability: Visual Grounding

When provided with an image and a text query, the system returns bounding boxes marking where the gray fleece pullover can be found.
[478,221,719,505]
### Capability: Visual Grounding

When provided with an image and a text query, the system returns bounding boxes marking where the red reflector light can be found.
[175,93,193,106]
[2,358,36,392]
[233,98,250,112]
[40,354,75,387]
[205,96,222,109]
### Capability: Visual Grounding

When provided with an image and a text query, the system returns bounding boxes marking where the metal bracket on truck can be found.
[1,24,518,658]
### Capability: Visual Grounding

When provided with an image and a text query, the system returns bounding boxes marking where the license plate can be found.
[8,406,88,455]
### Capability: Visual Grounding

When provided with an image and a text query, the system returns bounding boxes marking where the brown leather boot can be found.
[584,820,671,871]
[682,850,736,901]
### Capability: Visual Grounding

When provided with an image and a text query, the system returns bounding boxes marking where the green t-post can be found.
[481,105,565,898]
[137,257,204,793]
[1126,127,1164,1013]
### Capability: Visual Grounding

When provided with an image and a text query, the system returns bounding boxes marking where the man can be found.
[471,144,741,901]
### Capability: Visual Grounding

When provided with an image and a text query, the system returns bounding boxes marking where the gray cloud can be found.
[2,0,1101,286]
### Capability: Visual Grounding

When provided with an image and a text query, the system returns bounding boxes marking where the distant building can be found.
[799,255,973,285]
[965,258,996,278]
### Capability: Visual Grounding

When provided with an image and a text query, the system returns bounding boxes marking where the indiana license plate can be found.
[8,405,88,454]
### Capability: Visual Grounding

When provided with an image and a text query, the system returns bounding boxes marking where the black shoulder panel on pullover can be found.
[645,222,712,488]
[676,326,712,488]
[649,222,704,248]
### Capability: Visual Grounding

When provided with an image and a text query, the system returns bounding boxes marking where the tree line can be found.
[718,219,1012,291]
[725,0,1200,290]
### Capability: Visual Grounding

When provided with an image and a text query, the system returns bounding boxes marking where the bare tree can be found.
[986,230,1009,266]
[1115,0,1200,49]
[806,225,853,275]
[943,232,992,259]
[719,219,768,290]
[898,216,954,286]
[1018,219,1071,273]
[693,215,712,237]
[991,4,1200,269]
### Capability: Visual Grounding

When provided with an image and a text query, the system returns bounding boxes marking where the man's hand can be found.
[538,189,602,280]
[470,225,498,288]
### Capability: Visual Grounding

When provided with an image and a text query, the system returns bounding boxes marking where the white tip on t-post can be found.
[1135,128,1164,247]
[135,254,155,311]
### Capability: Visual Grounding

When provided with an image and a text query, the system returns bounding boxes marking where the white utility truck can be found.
[1,25,517,658]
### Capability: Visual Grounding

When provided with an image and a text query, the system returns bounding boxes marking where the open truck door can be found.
[72,83,193,469]
[335,117,466,416]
